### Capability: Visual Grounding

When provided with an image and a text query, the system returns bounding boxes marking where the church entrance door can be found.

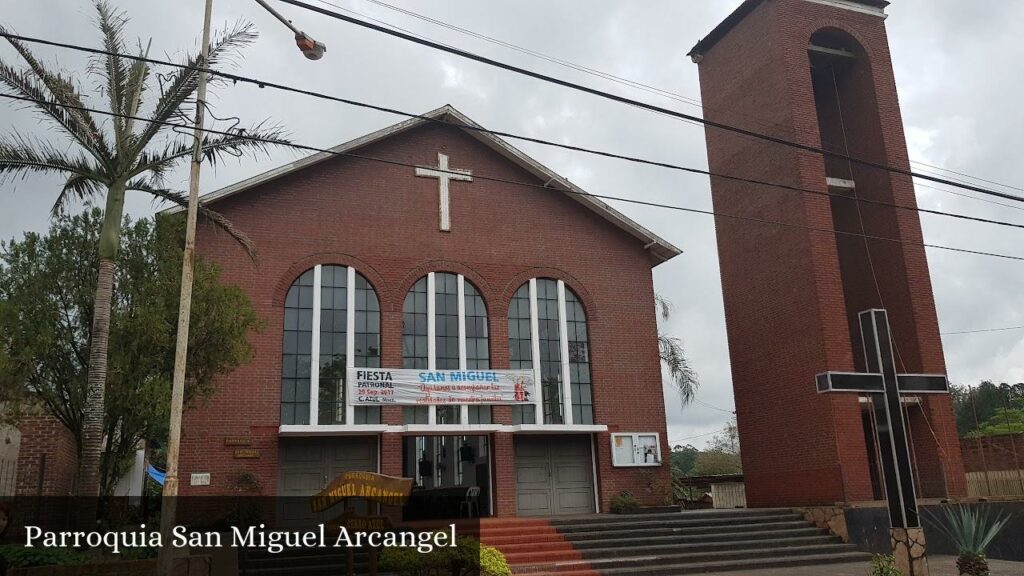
[514,435,595,516]
[277,436,378,527]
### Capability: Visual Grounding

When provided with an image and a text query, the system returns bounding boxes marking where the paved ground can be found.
[699,556,1024,576]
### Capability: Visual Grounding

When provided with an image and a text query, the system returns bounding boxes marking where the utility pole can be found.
[156,3,324,573]
[157,0,213,573]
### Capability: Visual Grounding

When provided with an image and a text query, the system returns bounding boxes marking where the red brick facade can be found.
[692,0,965,506]
[15,414,78,497]
[177,113,674,515]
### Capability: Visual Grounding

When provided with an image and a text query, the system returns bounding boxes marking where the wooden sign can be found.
[310,471,413,512]
[328,512,393,533]
[224,436,252,446]
[233,448,260,459]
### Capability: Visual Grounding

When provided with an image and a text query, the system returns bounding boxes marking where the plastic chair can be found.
[460,486,481,518]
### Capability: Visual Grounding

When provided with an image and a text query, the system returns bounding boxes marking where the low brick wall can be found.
[960,433,1024,472]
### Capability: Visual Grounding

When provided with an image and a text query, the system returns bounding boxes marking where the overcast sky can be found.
[2,1,1022,449]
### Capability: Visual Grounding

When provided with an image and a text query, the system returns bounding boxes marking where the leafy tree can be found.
[706,417,740,456]
[691,450,742,476]
[0,1,285,518]
[0,208,262,497]
[656,294,699,406]
[968,408,1024,438]
[951,382,1024,437]
[670,444,699,477]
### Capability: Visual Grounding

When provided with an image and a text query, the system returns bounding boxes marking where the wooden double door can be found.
[277,436,377,526]
[514,435,595,516]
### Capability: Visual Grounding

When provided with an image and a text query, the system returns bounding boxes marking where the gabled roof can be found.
[688,0,890,59]
[164,105,681,264]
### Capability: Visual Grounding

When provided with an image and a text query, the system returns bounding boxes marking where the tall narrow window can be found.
[566,290,594,424]
[536,279,564,424]
[353,273,382,424]
[508,278,594,425]
[280,265,381,426]
[434,273,460,425]
[402,277,429,425]
[402,272,490,425]
[282,270,314,425]
[465,282,491,424]
[508,284,534,425]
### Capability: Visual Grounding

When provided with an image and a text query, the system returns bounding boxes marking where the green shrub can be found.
[379,533,510,576]
[870,554,904,576]
[609,491,640,514]
[0,544,86,568]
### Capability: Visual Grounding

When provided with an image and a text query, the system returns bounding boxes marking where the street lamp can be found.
[157,1,324,574]
[253,0,327,60]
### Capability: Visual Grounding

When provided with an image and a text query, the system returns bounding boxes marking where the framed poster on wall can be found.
[611,433,662,467]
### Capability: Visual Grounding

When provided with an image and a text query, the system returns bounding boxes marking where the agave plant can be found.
[925,505,1012,576]
[0,1,286,526]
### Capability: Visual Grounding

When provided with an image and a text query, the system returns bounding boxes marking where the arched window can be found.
[402,272,491,425]
[281,264,381,426]
[508,278,594,425]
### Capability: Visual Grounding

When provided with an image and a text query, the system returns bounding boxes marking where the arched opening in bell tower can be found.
[809,28,946,500]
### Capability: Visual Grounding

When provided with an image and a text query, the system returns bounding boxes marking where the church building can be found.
[173,105,678,520]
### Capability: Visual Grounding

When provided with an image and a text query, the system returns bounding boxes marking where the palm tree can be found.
[0,2,285,524]
[656,293,699,405]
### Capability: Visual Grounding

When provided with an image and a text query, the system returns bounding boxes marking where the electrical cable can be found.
[3,32,1023,233]
[941,325,1024,336]
[335,0,1024,198]
[2,91,1023,264]
[277,0,1024,204]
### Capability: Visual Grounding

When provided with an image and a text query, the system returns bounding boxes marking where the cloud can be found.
[1,0,1022,452]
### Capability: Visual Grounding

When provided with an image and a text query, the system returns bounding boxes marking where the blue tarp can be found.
[146,464,166,486]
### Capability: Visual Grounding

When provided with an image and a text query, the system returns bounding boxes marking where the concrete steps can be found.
[237,509,871,575]
[499,509,870,575]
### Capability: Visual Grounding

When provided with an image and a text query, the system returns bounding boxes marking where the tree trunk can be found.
[77,257,115,528]
[76,182,126,529]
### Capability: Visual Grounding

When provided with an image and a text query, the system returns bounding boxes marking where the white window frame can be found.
[307,264,362,426]
[610,432,662,467]
[426,272,478,426]
[524,279,580,425]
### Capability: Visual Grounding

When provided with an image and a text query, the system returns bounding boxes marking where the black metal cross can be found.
[815,309,948,529]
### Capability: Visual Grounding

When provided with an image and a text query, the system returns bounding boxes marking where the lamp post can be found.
[253,0,327,60]
[156,1,324,574]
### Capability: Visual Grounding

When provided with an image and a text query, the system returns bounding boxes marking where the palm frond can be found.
[89,2,152,156]
[126,178,257,262]
[131,120,289,182]
[0,131,104,189]
[53,174,105,216]
[655,292,673,322]
[0,24,112,166]
[131,21,258,156]
[91,1,131,148]
[660,334,699,404]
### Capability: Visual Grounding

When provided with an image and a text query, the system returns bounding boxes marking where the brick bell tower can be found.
[690,0,966,507]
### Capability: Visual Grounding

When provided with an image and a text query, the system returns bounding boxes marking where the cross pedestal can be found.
[816,309,948,576]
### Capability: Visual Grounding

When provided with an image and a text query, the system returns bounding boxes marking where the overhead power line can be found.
[691,398,736,414]
[669,427,731,445]
[2,91,1022,265]
[278,0,1024,205]
[333,0,1024,199]
[4,33,1023,234]
[941,325,1024,336]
